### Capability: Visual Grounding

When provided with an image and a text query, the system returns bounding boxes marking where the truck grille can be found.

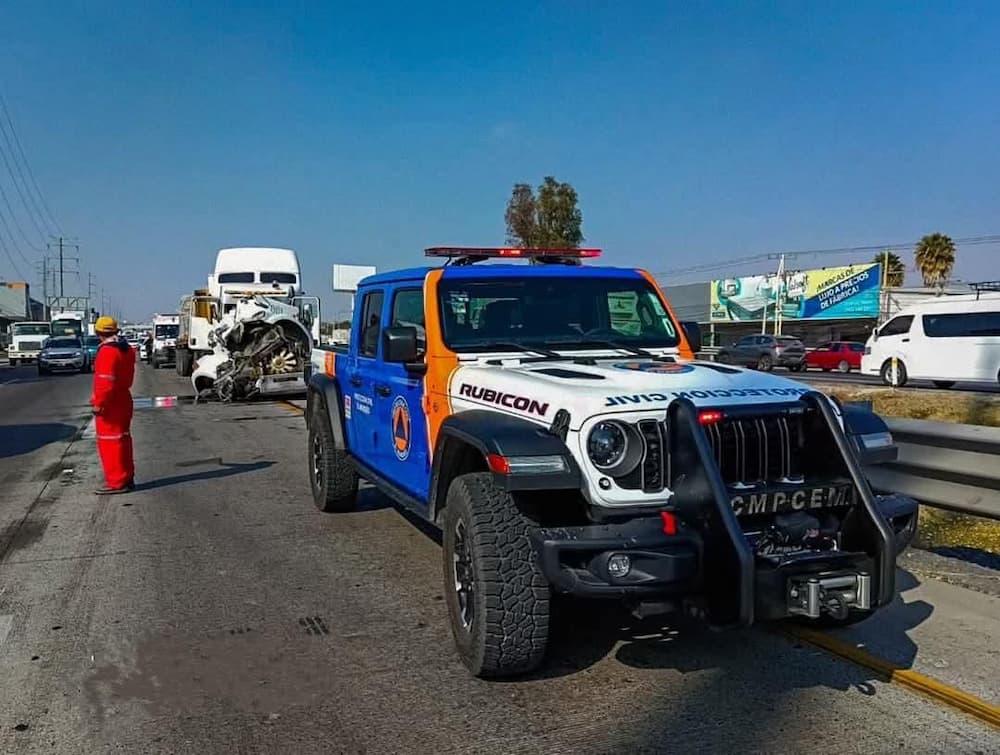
[20,341,43,351]
[703,414,804,485]
[617,411,804,492]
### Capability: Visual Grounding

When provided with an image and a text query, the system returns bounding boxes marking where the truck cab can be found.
[7,321,51,365]
[150,314,180,369]
[306,247,916,679]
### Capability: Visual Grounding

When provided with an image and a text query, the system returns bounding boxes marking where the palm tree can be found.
[914,233,956,288]
[873,250,905,287]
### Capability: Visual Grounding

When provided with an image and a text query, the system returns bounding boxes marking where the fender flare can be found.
[838,401,897,466]
[306,372,347,450]
[428,410,581,521]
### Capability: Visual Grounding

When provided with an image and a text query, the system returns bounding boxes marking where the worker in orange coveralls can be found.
[89,316,137,494]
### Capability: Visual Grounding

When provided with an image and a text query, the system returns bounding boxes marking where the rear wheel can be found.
[880,359,908,387]
[757,354,773,371]
[308,399,357,512]
[932,380,955,389]
[716,352,730,364]
[837,359,851,373]
[442,472,550,678]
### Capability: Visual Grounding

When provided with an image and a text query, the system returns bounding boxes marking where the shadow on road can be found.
[0,422,79,458]
[135,461,276,491]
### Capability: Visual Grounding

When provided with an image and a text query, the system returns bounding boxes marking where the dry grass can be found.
[825,387,1000,427]
[914,507,1000,556]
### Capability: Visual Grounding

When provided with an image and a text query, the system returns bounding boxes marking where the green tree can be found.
[504,176,583,248]
[873,250,905,287]
[914,233,956,288]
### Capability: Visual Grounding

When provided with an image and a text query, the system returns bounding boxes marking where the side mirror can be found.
[382,326,425,372]
[680,321,702,354]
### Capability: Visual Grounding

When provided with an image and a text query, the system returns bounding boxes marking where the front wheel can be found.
[308,400,357,512]
[837,359,851,373]
[716,352,730,364]
[880,359,908,387]
[9,358,16,367]
[442,472,550,678]
[757,354,773,371]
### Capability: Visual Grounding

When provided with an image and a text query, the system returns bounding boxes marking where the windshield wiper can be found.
[469,341,564,360]
[547,338,656,359]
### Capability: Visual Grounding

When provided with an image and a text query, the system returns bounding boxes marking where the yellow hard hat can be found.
[94,316,119,334]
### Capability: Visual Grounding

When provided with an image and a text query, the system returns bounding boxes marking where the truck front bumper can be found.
[530,516,702,597]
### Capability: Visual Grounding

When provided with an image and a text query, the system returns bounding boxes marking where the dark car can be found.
[38,336,90,375]
[805,341,865,373]
[716,334,806,371]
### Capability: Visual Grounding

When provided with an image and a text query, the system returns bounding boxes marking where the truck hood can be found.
[448,357,814,429]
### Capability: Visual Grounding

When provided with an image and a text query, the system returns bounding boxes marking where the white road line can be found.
[0,614,13,648]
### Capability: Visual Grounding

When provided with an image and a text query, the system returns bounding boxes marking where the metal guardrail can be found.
[865,417,1000,521]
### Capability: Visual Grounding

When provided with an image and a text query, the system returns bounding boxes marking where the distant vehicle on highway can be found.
[805,341,865,373]
[151,314,180,369]
[862,294,1000,388]
[83,335,102,362]
[716,334,806,371]
[7,321,51,365]
[37,336,90,375]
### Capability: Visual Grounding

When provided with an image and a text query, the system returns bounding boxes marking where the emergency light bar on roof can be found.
[424,247,602,266]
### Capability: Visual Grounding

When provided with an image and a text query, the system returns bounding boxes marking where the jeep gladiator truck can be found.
[305,247,917,678]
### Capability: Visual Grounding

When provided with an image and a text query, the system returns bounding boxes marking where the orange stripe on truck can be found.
[423,269,459,451]
[639,269,695,360]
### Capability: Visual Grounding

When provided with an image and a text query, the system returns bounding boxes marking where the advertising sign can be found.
[709,263,881,322]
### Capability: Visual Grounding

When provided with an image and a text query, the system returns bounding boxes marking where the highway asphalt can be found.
[0,361,997,753]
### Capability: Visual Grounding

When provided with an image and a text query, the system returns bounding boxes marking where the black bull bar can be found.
[668,392,896,628]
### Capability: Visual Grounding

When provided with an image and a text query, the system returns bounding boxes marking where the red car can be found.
[805,341,865,373]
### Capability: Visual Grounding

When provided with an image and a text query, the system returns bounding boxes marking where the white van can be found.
[861,293,1000,388]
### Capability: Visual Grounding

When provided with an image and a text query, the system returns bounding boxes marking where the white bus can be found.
[861,293,1000,388]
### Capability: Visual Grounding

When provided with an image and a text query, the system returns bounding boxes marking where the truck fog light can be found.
[607,553,631,578]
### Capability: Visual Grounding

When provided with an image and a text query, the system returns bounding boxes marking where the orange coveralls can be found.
[90,338,137,489]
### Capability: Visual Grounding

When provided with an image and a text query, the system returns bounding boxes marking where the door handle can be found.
[901,338,910,343]
[349,376,362,387]
[376,384,392,397]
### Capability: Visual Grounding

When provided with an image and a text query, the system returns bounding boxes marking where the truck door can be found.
[372,285,430,501]
[345,289,384,460]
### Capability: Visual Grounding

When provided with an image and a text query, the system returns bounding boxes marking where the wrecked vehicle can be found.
[192,294,320,402]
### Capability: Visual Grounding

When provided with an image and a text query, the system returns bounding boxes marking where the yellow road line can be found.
[278,400,304,415]
[789,626,1000,729]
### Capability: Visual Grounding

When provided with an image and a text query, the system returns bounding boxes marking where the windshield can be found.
[438,276,679,352]
[155,324,179,338]
[217,272,255,283]
[46,337,80,349]
[51,319,82,335]
[260,272,296,284]
[13,323,51,336]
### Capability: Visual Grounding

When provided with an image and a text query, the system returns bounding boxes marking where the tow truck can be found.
[305,247,917,678]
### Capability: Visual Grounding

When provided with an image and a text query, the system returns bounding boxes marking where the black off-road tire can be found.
[308,400,357,513]
[880,359,908,387]
[442,472,550,678]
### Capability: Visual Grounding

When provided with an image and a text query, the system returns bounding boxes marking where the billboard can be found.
[709,263,881,322]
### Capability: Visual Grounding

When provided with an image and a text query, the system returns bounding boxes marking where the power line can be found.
[0,95,62,235]
[0,222,27,280]
[0,201,34,268]
[0,96,58,238]
[0,175,43,252]
[652,234,1000,278]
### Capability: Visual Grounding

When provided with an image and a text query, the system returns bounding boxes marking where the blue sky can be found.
[2,1,998,320]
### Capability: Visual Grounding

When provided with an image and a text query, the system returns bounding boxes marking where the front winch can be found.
[786,572,871,619]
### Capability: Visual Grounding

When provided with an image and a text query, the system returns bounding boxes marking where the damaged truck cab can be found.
[305,247,917,677]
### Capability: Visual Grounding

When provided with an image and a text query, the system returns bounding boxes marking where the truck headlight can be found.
[587,421,642,476]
